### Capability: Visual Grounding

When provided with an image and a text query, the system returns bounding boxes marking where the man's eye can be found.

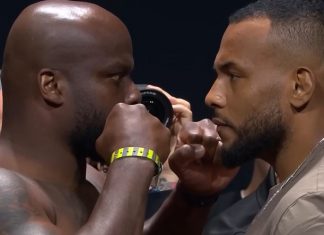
[229,73,239,80]
[110,74,122,81]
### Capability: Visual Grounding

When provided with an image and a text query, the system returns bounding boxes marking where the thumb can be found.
[169,144,205,173]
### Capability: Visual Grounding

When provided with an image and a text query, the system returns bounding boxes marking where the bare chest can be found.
[42,185,91,233]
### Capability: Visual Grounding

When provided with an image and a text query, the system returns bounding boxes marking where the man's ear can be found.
[289,68,315,110]
[38,69,64,106]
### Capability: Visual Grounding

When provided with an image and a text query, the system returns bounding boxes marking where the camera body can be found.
[137,84,173,128]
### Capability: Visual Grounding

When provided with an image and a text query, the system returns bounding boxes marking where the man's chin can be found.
[221,156,244,168]
[220,145,254,168]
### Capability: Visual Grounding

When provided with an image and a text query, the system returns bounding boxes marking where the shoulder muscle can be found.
[0,168,57,234]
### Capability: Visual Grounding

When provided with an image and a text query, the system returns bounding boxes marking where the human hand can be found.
[146,85,192,152]
[95,103,171,165]
[168,119,239,196]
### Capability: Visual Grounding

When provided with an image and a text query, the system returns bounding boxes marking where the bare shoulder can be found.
[0,168,57,234]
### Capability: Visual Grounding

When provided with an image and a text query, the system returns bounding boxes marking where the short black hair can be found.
[229,0,324,60]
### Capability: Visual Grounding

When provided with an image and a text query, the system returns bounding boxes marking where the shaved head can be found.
[2,0,131,87]
[1,1,138,160]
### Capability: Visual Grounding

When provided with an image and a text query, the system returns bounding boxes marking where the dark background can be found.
[0,0,252,121]
[1,1,256,192]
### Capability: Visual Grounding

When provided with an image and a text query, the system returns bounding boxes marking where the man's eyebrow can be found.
[101,59,134,73]
[213,61,237,72]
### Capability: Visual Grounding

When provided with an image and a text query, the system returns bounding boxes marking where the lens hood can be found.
[137,84,174,128]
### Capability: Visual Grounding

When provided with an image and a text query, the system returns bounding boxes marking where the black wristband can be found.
[176,183,219,207]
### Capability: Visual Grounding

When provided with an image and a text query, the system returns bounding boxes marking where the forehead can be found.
[83,15,133,56]
[51,17,134,71]
[215,18,273,70]
[89,25,134,72]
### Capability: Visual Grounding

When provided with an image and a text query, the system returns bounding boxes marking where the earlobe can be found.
[290,68,315,110]
[38,69,64,106]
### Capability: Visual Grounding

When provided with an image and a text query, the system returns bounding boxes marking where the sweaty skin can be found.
[0,1,238,235]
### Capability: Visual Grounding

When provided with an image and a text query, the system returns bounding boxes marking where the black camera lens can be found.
[137,84,174,128]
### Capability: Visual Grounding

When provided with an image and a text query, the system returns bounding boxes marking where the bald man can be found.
[0,1,236,234]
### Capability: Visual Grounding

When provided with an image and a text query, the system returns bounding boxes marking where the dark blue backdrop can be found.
[0,0,256,200]
[0,0,252,120]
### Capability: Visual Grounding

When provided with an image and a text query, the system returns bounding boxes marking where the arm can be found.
[82,103,171,235]
[144,185,215,235]
[143,87,239,234]
[1,104,171,235]
[144,119,239,235]
[80,157,156,235]
[146,85,193,186]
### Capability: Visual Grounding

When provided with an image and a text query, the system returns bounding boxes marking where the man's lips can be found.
[212,118,227,127]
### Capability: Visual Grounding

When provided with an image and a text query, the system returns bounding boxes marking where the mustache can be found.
[211,111,235,129]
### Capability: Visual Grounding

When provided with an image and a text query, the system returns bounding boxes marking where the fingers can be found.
[178,122,204,145]
[179,119,219,144]
[146,85,173,99]
[170,97,191,109]
[213,141,223,165]
[172,104,192,122]
[146,86,215,162]
[176,119,220,163]
[168,144,206,173]
[197,119,220,160]
[95,103,171,164]
[146,84,191,111]
[146,85,192,135]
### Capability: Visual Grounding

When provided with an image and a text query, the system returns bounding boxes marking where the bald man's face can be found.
[63,15,141,160]
[4,2,141,160]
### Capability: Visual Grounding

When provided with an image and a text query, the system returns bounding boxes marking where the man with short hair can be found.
[198,0,324,234]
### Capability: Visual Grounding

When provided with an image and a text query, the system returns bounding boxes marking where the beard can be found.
[221,102,286,168]
[69,95,107,164]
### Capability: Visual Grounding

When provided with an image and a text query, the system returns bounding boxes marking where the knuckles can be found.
[96,102,172,163]
[179,119,218,146]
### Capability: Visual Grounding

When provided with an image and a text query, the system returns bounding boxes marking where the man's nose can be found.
[124,80,141,105]
[205,79,226,109]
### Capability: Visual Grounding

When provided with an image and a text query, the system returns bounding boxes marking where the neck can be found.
[0,129,84,190]
[273,131,324,183]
